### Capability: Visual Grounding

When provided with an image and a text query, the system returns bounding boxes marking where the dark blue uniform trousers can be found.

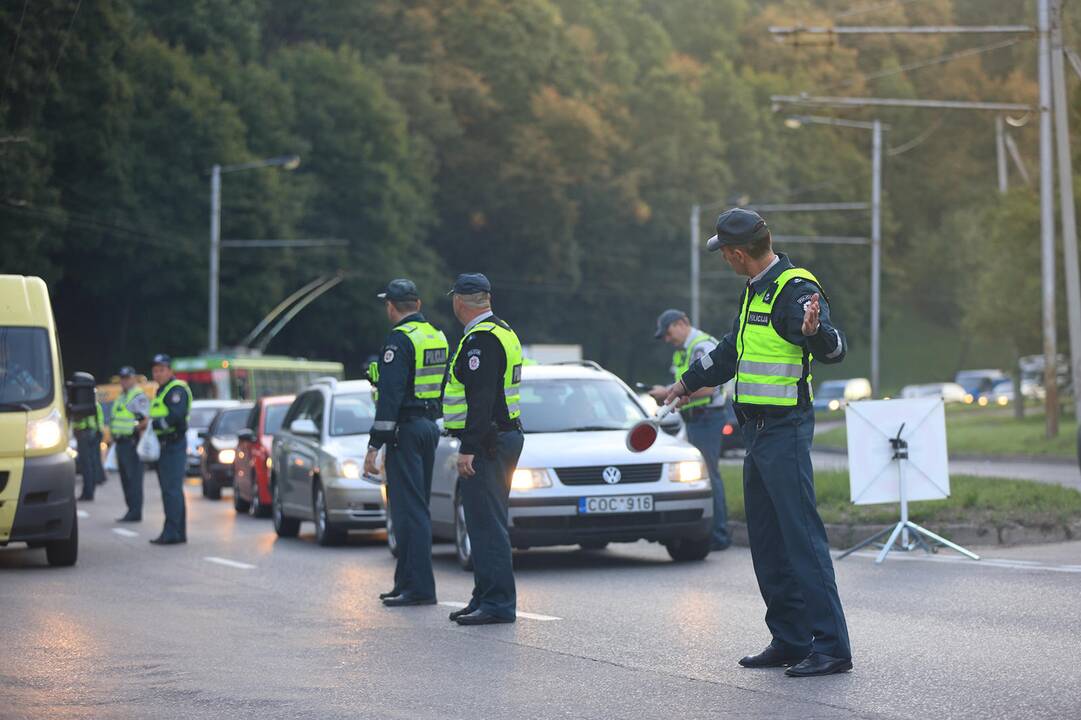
[115,437,144,519]
[684,408,730,547]
[157,438,187,541]
[385,417,440,600]
[741,405,851,659]
[460,430,524,620]
[75,430,104,498]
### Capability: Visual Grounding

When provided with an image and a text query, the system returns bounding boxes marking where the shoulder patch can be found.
[468,355,481,371]
[796,293,814,306]
[169,390,181,403]
[383,349,396,363]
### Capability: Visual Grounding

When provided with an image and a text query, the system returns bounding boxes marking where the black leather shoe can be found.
[379,589,401,600]
[785,653,853,677]
[382,595,437,607]
[455,611,515,626]
[149,536,185,545]
[739,646,809,668]
[116,515,141,523]
[448,605,477,621]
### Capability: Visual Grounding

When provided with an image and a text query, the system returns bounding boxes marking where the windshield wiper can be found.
[0,401,32,411]
[567,425,626,432]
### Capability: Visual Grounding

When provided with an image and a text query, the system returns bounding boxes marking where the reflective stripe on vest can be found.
[398,321,449,400]
[442,320,523,430]
[672,331,719,410]
[734,267,820,407]
[110,387,143,437]
[74,402,104,432]
[150,378,193,436]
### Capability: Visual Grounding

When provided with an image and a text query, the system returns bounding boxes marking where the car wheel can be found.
[45,506,78,567]
[313,481,345,547]
[579,541,609,551]
[203,477,221,500]
[385,497,400,558]
[454,488,473,571]
[272,477,300,538]
[233,480,251,514]
[665,535,712,562]
[249,483,270,518]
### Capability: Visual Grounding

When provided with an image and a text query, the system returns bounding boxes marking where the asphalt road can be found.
[2,472,1080,720]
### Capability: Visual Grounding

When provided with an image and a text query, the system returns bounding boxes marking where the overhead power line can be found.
[829,37,1027,90]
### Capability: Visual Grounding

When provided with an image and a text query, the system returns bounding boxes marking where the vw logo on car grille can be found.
[602,466,622,484]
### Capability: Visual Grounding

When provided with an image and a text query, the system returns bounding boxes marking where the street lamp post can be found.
[208,154,300,354]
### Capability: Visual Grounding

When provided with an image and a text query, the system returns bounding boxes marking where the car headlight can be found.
[266,456,273,470]
[997,395,1009,406]
[339,458,363,480]
[963,394,974,404]
[26,409,63,451]
[977,396,989,407]
[217,448,236,464]
[669,460,706,483]
[828,399,841,411]
[511,468,552,491]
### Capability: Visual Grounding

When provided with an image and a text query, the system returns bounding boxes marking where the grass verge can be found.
[721,469,1081,528]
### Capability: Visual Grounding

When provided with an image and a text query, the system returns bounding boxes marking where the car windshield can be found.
[816,384,846,399]
[0,327,53,411]
[215,408,250,435]
[519,378,646,433]
[330,392,375,436]
[264,404,289,435]
[190,407,223,429]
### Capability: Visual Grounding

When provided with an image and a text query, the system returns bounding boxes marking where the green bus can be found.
[172,354,344,400]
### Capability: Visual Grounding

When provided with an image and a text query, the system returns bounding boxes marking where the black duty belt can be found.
[495,419,523,433]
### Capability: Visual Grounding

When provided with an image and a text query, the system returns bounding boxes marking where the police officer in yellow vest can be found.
[650,310,730,550]
[664,209,852,677]
[111,366,150,522]
[74,390,106,501]
[363,279,448,607]
[443,273,524,625]
[149,354,192,545]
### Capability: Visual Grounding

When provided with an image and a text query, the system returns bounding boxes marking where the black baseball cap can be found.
[151,354,171,367]
[447,273,492,295]
[118,366,137,378]
[706,208,769,251]
[377,278,419,302]
[654,309,688,339]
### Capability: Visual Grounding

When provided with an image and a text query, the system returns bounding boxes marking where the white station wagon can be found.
[389,362,715,567]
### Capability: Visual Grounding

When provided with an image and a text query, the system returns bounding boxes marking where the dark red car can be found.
[232,395,294,517]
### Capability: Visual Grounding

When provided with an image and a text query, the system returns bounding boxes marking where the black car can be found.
[199,403,254,499]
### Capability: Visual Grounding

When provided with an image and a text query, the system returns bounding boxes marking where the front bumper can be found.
[5,451,76,543]
[325,477,386,529]
[507,489,713,548]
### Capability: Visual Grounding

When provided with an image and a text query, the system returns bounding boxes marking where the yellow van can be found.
[0,275,82,566]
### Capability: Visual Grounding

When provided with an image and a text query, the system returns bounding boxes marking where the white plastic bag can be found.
[104,443,118,471]
[136,430,160,463]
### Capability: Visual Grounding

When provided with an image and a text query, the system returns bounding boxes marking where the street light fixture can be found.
[208,154,301,354]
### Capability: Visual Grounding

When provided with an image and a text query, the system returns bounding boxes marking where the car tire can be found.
[313,481,346,547]
[665,535,711,562]
[45,507,78,567]
[385,498,400,558]
[249,484,271,518]
[454,488,474,572]
[272,477,300,538]
[203,477,221,500]
[233,481,251,514]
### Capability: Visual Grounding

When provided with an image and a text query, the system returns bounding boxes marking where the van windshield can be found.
[0,327,53,411]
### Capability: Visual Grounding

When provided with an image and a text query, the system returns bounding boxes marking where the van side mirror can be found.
[65,372,97,420]
[290,418,319,437]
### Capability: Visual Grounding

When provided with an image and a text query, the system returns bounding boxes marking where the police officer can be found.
[443,273,524,626]
[364,279,448,607]
[111,366,150,522]
[650,310,730,550]
[664,209,853,677]
[149,354,192,545]
[74,390,106,501]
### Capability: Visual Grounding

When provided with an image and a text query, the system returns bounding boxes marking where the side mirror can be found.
[237,429,257,443]
[659,411,682,436]
[290,418,319,437]
[198,430,209,440]
[65,371,97,420]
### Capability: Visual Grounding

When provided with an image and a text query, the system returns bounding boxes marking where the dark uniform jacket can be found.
[452,315,515,457]
[369,312,441,450]
[151,377,190,440]
[680,253,847,413]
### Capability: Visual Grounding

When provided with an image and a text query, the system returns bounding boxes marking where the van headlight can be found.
[339,458,363,480]
[26,409,63,451]
[828,399,841,411]
[511,468,552,491]
[217,448,236,464]
[669,460,706,483]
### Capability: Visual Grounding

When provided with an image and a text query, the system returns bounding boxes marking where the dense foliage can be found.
[1,0,1071,388]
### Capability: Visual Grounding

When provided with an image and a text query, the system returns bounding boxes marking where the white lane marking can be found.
[111,528,138,538]
[844,550,1081,574]
[204,556,256,570]
[76,510,89,519]
[439,600,562,622]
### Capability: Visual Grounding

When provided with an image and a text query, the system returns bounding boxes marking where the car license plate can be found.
[578,495,653,514]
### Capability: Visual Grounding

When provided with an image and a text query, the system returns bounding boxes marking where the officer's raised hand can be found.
[801,293,821,336]
[661,380,691,409]
[457,452,476,477]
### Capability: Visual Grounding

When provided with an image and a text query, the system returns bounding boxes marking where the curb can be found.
[725,520,1081,549]
[813,445,1077,467]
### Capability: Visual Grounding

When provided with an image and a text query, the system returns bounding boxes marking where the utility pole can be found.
[209,164,221,354]
[1038,0,1060,436]
[1050,0,1081,424]
[690,204,700,327]
[995,116,1009,194]
[871,119,882,397]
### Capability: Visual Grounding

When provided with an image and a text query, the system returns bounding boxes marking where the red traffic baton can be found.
[626,400,678,453]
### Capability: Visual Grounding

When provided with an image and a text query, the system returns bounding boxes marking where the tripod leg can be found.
[907,521,980,561]
[875,522,906,564]
[837,526,893,560]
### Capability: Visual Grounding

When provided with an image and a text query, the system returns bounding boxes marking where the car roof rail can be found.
[310,376,338,387]
[549,360,605,371]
